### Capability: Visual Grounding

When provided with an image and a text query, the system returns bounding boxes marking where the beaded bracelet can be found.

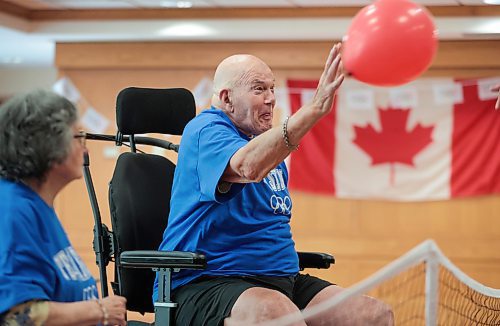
[282,116,299,151]
[96,299,109,326]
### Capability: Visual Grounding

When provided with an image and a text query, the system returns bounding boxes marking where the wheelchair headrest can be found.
[116,87,196,135]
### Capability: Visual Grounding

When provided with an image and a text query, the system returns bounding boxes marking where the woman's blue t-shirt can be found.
[0,179,98,314]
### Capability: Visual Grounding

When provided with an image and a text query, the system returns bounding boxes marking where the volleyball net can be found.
[266,239,500,326]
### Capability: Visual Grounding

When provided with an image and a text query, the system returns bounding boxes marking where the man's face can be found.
[230,65,276,137]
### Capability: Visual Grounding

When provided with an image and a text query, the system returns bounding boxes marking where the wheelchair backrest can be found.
[107,87,195,314]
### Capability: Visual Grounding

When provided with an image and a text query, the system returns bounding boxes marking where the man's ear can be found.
[220,89,233,112]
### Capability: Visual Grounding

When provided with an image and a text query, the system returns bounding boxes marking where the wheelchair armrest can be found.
[119,250,206,269]
[298,252,335,270]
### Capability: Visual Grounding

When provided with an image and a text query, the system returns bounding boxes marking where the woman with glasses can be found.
[0,90,126,325]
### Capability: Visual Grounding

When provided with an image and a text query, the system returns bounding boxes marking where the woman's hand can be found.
[99,295,127,326]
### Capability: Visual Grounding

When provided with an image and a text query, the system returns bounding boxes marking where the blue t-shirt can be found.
[0,179,98,314]
[153,107,299,300]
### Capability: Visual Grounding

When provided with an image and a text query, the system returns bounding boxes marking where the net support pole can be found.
[425,253,439,326]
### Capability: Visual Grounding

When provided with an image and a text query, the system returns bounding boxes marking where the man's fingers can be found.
[329,53,342,81]
[337,61,344,79]
[492,85,500,110]
[333,73,345,91]
[325,43,340,70]
[319,43,341,86]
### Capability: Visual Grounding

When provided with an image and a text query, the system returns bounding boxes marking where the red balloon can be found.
[342,0,438,87]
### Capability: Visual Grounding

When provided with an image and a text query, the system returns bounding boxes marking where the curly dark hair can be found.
[0,90,78,182]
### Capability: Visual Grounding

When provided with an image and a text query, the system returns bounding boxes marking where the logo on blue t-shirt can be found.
[264,168,286,191]
[82,284,98,300]
[53,246,98,300]
[270,195,292,215]
[53,247,93,282]
[264,168,291,215]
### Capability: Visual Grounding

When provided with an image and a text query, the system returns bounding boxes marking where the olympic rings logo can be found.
[270,195,291,215]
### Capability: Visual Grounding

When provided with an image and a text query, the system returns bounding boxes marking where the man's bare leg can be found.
[304,285,394,326]
[225,287,306,326]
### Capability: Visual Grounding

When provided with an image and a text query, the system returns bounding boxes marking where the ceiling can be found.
[0,0,499,67]
[2,0,499,9]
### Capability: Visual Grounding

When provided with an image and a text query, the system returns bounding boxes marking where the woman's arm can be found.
[1,296,126,326]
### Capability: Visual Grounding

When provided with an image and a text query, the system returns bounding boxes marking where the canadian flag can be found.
[286,77,500,201]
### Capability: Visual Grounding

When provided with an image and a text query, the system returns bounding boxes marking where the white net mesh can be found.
[264,239,500,326]
[368,263,426,325]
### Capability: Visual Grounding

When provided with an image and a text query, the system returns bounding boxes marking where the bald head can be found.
[211,54,273,107]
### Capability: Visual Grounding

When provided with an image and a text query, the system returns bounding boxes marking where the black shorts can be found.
[171,273,332,326]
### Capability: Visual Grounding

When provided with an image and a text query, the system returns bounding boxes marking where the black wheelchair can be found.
[83,87,335,325]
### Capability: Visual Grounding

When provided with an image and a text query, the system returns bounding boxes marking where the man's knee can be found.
[306,286,394,326]
[253,291,298,320]
[363,296,394,325]
[228,287,303,324]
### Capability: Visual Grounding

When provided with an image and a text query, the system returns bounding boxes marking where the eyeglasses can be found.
[73,131,87,147]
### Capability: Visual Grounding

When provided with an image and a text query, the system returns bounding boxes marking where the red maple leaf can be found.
[352,107,434,185]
